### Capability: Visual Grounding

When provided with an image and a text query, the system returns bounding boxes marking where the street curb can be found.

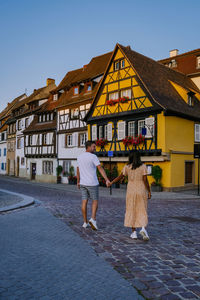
[0,189,35,212]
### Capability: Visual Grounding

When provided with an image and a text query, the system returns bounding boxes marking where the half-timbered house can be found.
[54,52,111,181]
[8,78,56,178]
[85,44,200,191]
[0,94,26,175]
[6,94,27,176]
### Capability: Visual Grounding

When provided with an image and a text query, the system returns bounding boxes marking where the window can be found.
[39,115,42,122]
[79,133,87,147]
[99,126,103,139]
[92,125,97,140]
[86,84,92,92]
[25,118,29,128]
[197,56,200,69]
[195,124,200,142]
[63,160,71,175]
[53,94,58,101]
[46,114,49,121]
[138,120,145,135]
[43,134,47,145]
[114,61,120,71]
[18,120,22,130]
[171,59,177,68]
[1,163,4,170]
[109,92,119,100]
[4,148,6,156]
[121,89,131,99]
[118,121,125,140]
[43,161,53,175]
[128,121,135,137]
[114,59,125,70]
[50,113,54,120]
[74,86,79,95]
[0,149,1,156]
[17,138,21,149]
[121,60,125,68]
[145,117,155,137]
[65,134,73,147]
[1,133,5,141]
[104,125,108,140]
[29,135,33,146]
[71,108,79,119]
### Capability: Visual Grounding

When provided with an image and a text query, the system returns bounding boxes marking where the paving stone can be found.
[1,176,200,300]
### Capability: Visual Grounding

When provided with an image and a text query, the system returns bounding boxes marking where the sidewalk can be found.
[0,189,35,212]
[0,204,143,300]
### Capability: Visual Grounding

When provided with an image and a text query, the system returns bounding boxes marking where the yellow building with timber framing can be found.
[85,44,200,191]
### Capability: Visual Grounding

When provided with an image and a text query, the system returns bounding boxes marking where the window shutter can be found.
[118,121,125,140]
[195,124,200,142]
[145,117,154,138]
[107,123,113,141]
[65,135,68,148]
[92,125,97,141]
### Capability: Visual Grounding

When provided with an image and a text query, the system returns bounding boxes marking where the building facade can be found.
[86,44,200,191]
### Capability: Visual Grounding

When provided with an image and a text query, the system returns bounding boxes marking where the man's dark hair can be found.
[85,140,96,149]
[128,150,142,170]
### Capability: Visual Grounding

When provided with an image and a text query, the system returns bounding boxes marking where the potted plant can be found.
[151,165,162,192]
[56,165,63,184]
[68,166,76,184]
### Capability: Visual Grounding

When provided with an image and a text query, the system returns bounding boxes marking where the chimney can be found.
[126,45,131,50]
[169,49,179,58]
[83,65,88,71]
[46,78,55,86]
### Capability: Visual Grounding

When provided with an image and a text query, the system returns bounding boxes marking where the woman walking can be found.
[109,151,151,240]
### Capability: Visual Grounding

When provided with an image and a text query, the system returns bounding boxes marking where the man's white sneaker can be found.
[82,222,89,228]
[130,231,137,239]
[139,228,149,241]
[89,218,98,230]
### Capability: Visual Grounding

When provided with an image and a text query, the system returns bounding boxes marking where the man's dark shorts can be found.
[80,185,99,201]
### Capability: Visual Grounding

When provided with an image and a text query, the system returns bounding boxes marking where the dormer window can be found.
[197,56,200,69]
[187,91,195,106]
[86,83,92,92]
[74,86,79,95]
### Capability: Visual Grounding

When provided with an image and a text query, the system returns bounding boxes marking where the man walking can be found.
[77,141,110,230]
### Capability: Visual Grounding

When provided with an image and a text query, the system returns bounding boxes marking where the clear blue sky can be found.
[0,0,199,111]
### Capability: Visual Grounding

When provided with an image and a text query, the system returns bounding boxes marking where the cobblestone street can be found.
[0,175,200,299]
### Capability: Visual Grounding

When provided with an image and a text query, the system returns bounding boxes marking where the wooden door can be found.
[185,162,194,184]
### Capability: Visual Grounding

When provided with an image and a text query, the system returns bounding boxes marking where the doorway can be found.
[185,161,194,184]
[31,163,36,180]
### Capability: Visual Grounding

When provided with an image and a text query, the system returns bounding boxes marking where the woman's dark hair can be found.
[128,150,142,170]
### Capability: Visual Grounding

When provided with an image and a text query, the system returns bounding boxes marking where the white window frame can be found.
[80,132,87,147]
[114,61,120,71]
[67,134,73,147]
[121,59,125,68]
[43,161,53,175]
[99,126,103,139]
[121,89,131,99]
[104,125,108,140]
[53,94,58,101]
[109,92,119,100]
[195,124,200,142]
[128,121,135,137]
[138,120,145,135]
[117,121,125,140]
